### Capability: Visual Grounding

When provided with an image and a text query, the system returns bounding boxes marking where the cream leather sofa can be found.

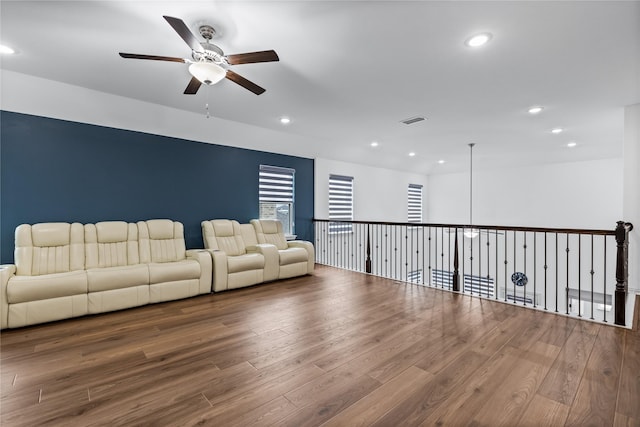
[201,219,314,292]
[0,219,212,329]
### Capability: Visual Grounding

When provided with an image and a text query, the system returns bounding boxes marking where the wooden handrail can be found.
[313,218,616,236]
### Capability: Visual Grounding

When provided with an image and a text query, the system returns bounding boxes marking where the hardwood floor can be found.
[1,265,638,426]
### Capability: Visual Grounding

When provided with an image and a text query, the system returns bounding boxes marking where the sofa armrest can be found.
[186,249,213,294]
[207,250,229,292]
[251,244,279,282]
[0,265,17,329]
[288,241,315,274]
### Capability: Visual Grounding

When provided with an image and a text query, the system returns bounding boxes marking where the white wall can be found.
[428,158,623,230]
[624,104,640,299]
[0,70,318,160]
[314,158,429,223]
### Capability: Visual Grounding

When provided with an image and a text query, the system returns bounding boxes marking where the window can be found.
[259,165,295,235]
[432,269,453,290]
[464,274,494,297]
[329,174,353,233]
[407,269,423,284]
[408,184,423,223]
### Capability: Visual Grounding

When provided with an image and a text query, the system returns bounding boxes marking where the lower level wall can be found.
[428,158,624,230]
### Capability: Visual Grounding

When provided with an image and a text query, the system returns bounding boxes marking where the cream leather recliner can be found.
[138,219,212,303]
[201,219,279,292]
[250,219,314,278]
[2,222,89,328]
[84,221,150,314]
[0,219,212,329]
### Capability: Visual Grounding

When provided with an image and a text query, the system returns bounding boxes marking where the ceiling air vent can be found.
[400,116,426,125]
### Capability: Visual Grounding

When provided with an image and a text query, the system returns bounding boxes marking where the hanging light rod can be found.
[465,143,479,239]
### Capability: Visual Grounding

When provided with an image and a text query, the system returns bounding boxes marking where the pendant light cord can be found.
[469,143,475,227]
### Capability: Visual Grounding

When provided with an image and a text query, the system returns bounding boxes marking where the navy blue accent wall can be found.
[0,111,314,264]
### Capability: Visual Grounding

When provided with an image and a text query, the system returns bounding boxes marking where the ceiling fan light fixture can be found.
[0,44,15,54]
[188,61,226,85]
[465,33,492,47]
[464,229,479,239]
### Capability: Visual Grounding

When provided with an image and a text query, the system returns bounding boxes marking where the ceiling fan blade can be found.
[119,53,186,63]
[163,15,204,53]
[225,70,266,95]
[226,50,279,65]
[184,76,202,95]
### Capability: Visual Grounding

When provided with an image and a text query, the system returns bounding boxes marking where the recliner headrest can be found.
[31,223,72,247]
[95,221,129,243]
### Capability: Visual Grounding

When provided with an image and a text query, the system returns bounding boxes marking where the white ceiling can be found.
[1,1,639,174]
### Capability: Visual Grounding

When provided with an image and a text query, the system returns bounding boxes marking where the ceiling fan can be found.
[119,15,279,95]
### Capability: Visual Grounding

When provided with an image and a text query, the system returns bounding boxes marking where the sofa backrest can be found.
[239,223,259,247]
[138,219,186,263]
[14,222,85,276]
[202,220,246,256]
[251,219,288,250]
[85,221,140,268]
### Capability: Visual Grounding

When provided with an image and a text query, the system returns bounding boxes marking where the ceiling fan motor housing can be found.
[193,42,226,65]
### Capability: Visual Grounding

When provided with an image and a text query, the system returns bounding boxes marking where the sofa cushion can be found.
[87,265,149,292]
[279,247,309,265]
[148,260,200,284]
[85,222,140,268]
[139,220,187,263]
[251,219,288,250]
[7,270,88,304]
[15,223,85,276]
[227,253,264,274]
[202,220,246,256]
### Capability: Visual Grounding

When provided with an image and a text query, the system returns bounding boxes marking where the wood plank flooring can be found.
[1,265,638,426]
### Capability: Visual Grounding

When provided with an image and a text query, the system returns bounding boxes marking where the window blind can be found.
[408,184,423,223]
[329,174,353,233]
[259,165,294,203]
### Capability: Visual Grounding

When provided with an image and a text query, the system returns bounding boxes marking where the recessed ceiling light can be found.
[465,33,492,47]
[528,106,544,114]
[0,44,16,55]
[551,127,563,134]
[408,152,416,157]
[370,141,379,147]
[567,142,577,148]
[280,117,291,125]
[438,160,445,164]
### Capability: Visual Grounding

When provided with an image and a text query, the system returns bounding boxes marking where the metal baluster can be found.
[513,231,517,305]
[603,236,607,323]
[555,233,559,313]
[523,231,527,307]
[422,225,425,285]
[590,234,594,320]
[566,233,570,316]
[544,232,548,310]
[578,234,582,317]
[503,230,508,302]
[495,228,499,300]
[486,235,490,298]
[533,233,537,308]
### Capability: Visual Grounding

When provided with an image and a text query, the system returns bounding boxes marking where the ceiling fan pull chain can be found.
[205,86,210,118]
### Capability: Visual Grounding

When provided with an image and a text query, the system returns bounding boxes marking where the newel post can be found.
[453,229,460,292]
[615,221,633,326]
[365,224,372,274]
